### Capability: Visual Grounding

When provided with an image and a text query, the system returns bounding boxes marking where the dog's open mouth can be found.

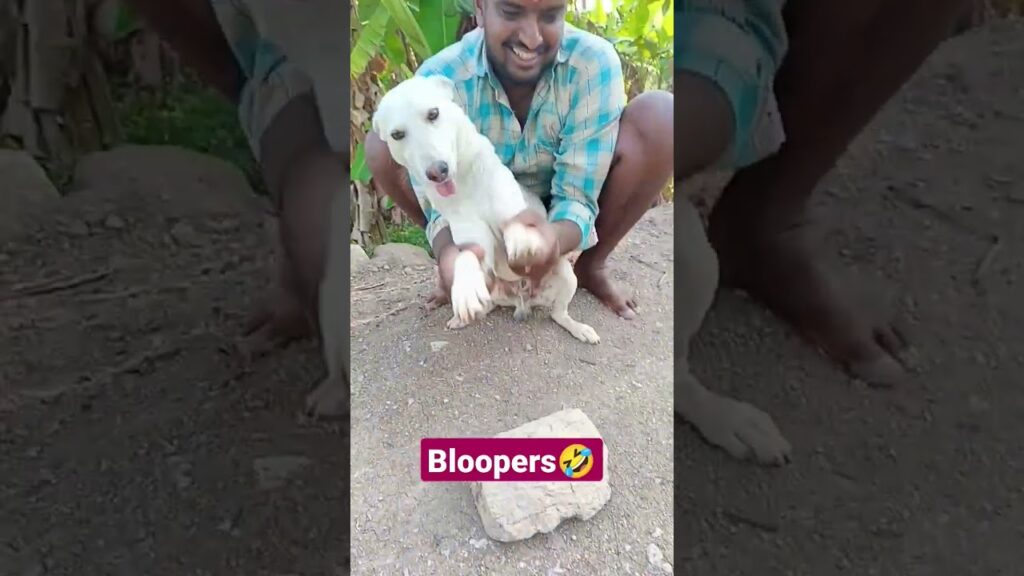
[435,179,456,198]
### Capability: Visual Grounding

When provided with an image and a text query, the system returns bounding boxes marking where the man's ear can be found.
[427,74,457,102]
[474,0,485,26]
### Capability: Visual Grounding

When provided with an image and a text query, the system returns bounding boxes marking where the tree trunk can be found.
[1,0,122,183]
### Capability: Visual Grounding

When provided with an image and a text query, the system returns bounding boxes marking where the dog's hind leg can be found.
[676,200,790,465]
[548,259,600,344]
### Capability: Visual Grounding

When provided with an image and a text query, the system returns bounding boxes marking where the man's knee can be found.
[616,90,674,166]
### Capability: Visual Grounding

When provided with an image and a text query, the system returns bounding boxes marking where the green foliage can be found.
[350,0,469,184]
[111,74,258,187]
[351,0,466,83]
[567,0,674,96]
[385,222,431,252]
[105,4,258,188]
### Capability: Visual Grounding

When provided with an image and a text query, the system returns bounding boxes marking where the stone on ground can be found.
[71,145,265,220]
[371,243,432,267]
[0,149,61,244]
[351,243,370,273]
[471,408,611,543]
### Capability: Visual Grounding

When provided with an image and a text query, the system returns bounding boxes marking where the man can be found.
[365,0,674,319]
[122,0,345,359]
[677,0,973,387]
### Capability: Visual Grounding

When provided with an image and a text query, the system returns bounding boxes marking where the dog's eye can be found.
[390,129,405,141]
[427,108,439,122]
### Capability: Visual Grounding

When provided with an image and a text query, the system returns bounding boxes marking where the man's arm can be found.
[548,42,627,253]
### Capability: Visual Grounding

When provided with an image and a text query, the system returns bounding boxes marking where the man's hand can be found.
[502,209,579,289]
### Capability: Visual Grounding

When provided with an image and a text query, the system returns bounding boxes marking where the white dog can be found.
[676,199,791,465]
[371,74,599,344]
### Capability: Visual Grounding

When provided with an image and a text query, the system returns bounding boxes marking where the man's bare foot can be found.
[236,255,315,361]
[709,205,909,387]
[425,276,449,311]
[574,253,637,320]
[237,288,314,361]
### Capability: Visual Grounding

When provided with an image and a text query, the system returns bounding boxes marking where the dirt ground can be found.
[1,146,348,575]
[679,19,1024,576]
[349,206,673,575]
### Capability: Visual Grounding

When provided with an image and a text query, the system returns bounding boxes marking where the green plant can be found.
[350,0,469,184]
[567,0,674,98]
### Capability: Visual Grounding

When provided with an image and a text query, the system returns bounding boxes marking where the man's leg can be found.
[238,92,342,357]
[574,90,675,319]
[707,0,971,385]
[128,0,341,355]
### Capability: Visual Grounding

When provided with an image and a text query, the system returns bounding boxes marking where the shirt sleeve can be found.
[548,41,627,250]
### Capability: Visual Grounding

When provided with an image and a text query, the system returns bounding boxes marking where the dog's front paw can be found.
[690,394,791,465]
[305,377,348,419]
[446,315,470,330]
[570,322,600,344]
[450,250,491,324]
[503,221,546,265]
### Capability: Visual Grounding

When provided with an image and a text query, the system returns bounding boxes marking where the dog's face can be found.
[372,75,466,200]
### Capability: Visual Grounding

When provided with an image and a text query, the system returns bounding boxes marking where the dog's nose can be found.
[426,161,449,182]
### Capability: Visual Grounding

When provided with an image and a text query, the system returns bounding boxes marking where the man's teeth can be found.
[511,46,538,61]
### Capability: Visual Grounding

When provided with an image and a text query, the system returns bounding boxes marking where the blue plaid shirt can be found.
[413,23,627,251]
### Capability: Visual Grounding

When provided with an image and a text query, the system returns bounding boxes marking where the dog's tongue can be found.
[436,180,456,198]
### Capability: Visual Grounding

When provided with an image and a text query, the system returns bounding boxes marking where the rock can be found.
[430,341,449,352]
[0,150,61,244]
[253,456,311,489]
[351,244,370,272]
[647,542,672,573]
[103,214,126,230]
[60,219,90,237]
[471,408,610,542]
[372,243,433,267]
[166,456,193,490]
[70,145,265,220]
[170,221,203,247]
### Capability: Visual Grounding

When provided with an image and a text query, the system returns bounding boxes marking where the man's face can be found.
[475,0,567,88]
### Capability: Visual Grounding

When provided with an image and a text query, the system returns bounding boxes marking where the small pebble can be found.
[104,214,126,230]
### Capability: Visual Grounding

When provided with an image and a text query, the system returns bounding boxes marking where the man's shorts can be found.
[209,0,346,159]
[676,0,789,169]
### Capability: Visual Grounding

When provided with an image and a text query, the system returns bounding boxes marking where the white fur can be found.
[676,199,790,465]
[372,75,598,343]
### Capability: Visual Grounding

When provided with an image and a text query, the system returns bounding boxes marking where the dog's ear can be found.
[371,102,385,137]
[425,74,457,102]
